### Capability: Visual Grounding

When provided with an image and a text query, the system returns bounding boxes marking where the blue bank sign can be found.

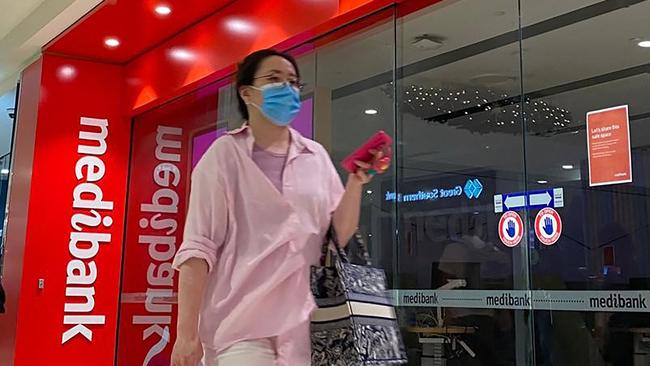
[385,179,483,203]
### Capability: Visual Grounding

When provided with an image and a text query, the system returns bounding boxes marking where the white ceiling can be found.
[0,0,47,40]
[0,0,101,95]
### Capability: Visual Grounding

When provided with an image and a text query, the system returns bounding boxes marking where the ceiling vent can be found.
[411,34,445,50]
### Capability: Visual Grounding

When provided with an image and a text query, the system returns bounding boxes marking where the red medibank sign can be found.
[12,56,129,365]
[12,55,216,365]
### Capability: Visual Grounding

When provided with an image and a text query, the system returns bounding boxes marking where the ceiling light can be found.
[104,38,120,48]
[390,84,573,135]
[1,169,9,175]
[562,164,574,170]
[537,180,548,184]
[57,65,77,80]
[638,40,650,48]
[155,5,172,15]
[366,190,373,195]
[364,109,378,115]
[169,48,195,61]
[225,18,255,33]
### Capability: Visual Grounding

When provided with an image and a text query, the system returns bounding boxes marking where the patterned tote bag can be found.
[310,227,408,365]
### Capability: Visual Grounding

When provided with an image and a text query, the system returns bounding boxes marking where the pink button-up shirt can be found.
[172,125,344,365]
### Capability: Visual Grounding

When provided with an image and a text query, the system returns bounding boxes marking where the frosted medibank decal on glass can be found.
[117,123,187,366]
[134,126,184,364]
[586,105,632,187]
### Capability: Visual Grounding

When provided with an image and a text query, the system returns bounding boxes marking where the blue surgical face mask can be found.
[248,82,301,126]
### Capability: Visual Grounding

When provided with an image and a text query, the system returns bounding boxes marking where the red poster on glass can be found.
[117,89,218,366]
[586,105,632,187]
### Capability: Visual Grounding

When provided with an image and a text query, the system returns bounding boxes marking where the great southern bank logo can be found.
[464,179,483,199]
[385,178,484,203]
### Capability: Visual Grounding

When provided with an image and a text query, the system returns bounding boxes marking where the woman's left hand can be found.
[335,148,391,244]
[351,148,391,185]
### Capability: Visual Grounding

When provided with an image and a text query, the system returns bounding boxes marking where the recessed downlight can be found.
[562,164,574,170]
[537,180,548,184]
[638,40,650,48]
[155,5,172,15]
[225,18,256,33]
[104,37,120,48]
[169,48,195,61]
[57,65,77,80]
[364,109,378,115]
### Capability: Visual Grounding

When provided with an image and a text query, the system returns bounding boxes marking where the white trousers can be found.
[206,339,277,366]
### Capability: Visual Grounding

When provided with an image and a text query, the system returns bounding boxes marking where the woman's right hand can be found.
[171,336,204,366]
[173,259,210,365]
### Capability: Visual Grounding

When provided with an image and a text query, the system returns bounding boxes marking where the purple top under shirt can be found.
[252,145,288,193]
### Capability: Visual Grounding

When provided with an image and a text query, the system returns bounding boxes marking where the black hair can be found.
[236,49,301,120]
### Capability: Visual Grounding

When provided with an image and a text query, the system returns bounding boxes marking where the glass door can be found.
[521,1,650,365]
[395,1,533,365]
[116,83,221,365]
[305,2,535,364]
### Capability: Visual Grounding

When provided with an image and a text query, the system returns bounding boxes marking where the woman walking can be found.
[171,49,387,366]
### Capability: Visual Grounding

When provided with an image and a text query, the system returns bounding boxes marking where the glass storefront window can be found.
[395,2,532,364]
[117,83,221,364]
[522,1,650,365]
[311,10,398,280]
[114,1,650,365]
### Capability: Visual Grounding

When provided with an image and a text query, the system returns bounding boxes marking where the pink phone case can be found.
[341,130,393,173]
